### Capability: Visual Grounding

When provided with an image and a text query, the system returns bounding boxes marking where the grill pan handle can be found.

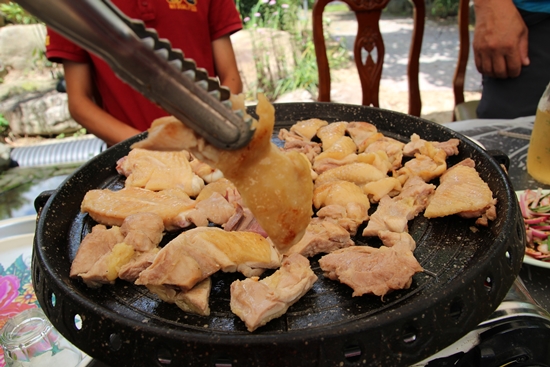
[14,0,254,150]
[486,150,510,171]
[34,190,56,217]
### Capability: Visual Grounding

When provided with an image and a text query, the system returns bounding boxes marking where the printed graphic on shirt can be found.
[166,0,197,12]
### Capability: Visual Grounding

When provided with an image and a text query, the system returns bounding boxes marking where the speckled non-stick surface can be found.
[32,103,525,367]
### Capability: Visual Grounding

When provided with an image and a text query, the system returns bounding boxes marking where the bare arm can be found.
[63,60,140,146]
[212,35,243,94]
[473,0,529,79]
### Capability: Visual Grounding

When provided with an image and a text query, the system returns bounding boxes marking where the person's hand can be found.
[473,0,529,79]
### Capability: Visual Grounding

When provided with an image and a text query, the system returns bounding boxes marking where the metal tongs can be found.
[15,0,255,150]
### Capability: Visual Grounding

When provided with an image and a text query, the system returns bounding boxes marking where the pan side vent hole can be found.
[449,298,463,322]
[214,359,233,367]
[157,347,173,365]
[74,314,83,331]
[109,333,122,351]
[505,249,513,267]
[402,326,418,344]
[484,276,493,292]
[50,291,57,307]
[344,344,362,363]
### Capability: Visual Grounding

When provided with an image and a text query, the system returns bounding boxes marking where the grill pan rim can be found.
[32,103,525,366]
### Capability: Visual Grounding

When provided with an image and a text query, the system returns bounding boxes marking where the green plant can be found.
[0,113,9,136]
[0,2,40,24]
[242,0,350,101]
[430,0,459,18]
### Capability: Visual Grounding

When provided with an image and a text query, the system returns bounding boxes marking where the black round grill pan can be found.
[32,103,525,367]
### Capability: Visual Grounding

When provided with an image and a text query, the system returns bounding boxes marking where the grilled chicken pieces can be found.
[230,253,317,332]
[132,94,313,253]
[72,98,502,331]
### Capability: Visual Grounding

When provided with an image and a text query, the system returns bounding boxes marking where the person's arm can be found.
[473,0,530,79]
[63,60,140,146]
[212,35,243,94]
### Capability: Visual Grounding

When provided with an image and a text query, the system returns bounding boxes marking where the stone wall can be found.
[0,24,81,137]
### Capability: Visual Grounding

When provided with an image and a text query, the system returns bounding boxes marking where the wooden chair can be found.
[312,0,426,117]
[453,0,479,121]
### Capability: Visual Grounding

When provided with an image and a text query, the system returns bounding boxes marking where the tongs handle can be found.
[15,0,254,150]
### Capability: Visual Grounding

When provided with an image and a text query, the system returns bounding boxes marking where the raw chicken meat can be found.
[317,121,348,150]
[71,213,165,287]
[286,219,354,257]
[424,158,496,222]
[313,136,357,173]
[131,94,313,253]
[70,225,124,287]
[363,177,402,203]
[81,187,196,231]
[362,176,435,237]
[136,227,282,291]
[315,162,387,188]
[364,137,405,169]
[345,121,382,153]
[290,118,328,140]
[230,253,317,332]
[116,148,204,197]
[146,278,212,316]
[403,134,459,158]
[319,245,423,297]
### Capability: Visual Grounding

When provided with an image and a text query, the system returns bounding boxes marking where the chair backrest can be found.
[312,0,426,117]
[452,0,472,121]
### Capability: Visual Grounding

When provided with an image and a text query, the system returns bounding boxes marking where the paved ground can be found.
[276,12,483,123]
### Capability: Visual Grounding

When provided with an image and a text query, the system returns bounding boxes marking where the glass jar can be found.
[0,308,82,367]
[527,82,550,185]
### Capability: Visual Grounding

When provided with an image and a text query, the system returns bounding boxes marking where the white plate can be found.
[516,189,550,269]
[0,215,36,269]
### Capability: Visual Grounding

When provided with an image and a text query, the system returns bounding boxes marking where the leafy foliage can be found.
[240,0,350,101]
[0,2,40,24]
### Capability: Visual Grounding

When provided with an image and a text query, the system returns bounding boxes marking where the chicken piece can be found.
[189,156,223,184]
[146,278,212,316]
[397,175,436,217]
[290,118,328,141]
[287,219,354,257]
[116,149,204,197]
[70,225,124,284]
[364,137,405,169]
[230,254,317,332]
[118,249,159,282]
[345,121,381,153]
[281,139,322,164]
[362,195,414,236]
[396,142,448,183]
[196,178,235,202]
[81,187,196,231]
[319,245,423,297]
[136,227,282,291]
[356,150,393,173]
[316,204,366,235]
[362,176,435,236]
[315,162,386,188]
[72,213,165,286]
[317,121,348,150]
[183,192,237,227]
[363,177,402,203]
[424,159,496,221]
[403,133,460,157]
[223,205,268,237]
[132,94,313,253]
[120,212,164,252]
[312,154,358,174]
[378,230,417,251]
[313,180,370,209]
[313,136,357,173]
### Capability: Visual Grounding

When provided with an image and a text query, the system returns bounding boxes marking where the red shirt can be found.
[46,0,242,132]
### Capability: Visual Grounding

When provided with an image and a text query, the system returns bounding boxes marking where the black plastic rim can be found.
[32,103,525,367]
